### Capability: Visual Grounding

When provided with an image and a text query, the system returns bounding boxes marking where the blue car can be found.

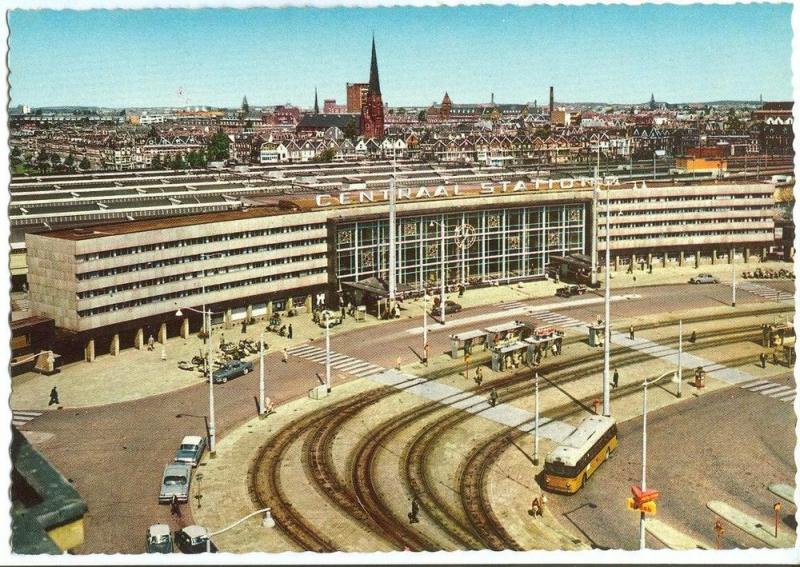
[211,360,253,384]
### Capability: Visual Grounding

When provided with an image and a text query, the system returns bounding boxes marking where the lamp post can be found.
[677,320,683,398]
[175,305,218,456]
[640,370,674,549]
[259,330,266,417]
[205,507,274,553]
[422,293,428,360]
[533,371,540,466]
[602,173,611,417]
[428,219,448,324]
[731,247,737,307]
[324,310,331,392]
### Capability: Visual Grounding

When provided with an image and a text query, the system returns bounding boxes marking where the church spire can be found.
[314,87,319,114]
[369,35,381,96]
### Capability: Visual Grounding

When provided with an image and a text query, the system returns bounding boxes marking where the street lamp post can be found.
[175,305,218,456]
[533,371,540,466]
[640,370,674,549]
[422,293,428,359]
[439,220,446,325]
[731,247,737,307]
[602,175,611,416]
[677,320,683,398]
[259,330,266,417]
[324,311,331,392]
[205,507,274,553]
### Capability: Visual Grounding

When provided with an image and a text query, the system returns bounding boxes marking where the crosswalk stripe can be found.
[758,384,792,395]
[11,420,28,426]
[777,393,796,402]
[359,367,386,377]
[12,411,42,418]
[748,383,785,392]
[327,354,350,363]
[288,345,319,355]
[766,387,794,397]
[335,360,372,371]
[740,379,770,389]
[305,353,330,362]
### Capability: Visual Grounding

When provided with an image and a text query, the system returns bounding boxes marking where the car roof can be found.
[148,524,171,537]
[164,462,190,474]
[181,525,207,538]
[181,435,203,445]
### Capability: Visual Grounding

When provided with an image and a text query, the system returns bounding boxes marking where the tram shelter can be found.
[485,321,532,348]
[450,329,489,359]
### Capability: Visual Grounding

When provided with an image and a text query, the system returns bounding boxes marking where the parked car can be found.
[174,435,206,468]
[159,462,192,503]
[146,524,173,553]
[689,273,719,284]
[556,285,587,298]
[211,360,254,384]
[430,300,462,317]
[174,525,217,554]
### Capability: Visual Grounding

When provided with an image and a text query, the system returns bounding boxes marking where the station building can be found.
[25,176,776,361]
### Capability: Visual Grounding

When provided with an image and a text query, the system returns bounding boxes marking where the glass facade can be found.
[335,204,586,289]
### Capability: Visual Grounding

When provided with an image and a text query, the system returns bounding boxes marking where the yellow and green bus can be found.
[543,415,618,494]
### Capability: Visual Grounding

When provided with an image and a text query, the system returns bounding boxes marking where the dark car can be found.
[211,360,253,384]
[556,285,587,298]
[146,524,172,553]
[174,525,217,554]
[431,300,462,317]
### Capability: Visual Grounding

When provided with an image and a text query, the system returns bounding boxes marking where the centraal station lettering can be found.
[314,176,622,207]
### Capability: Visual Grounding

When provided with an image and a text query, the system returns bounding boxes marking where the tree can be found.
[206,130,230,161]
[417,110,427,122]
[50,153,61,166]
[343,118,358,140]
[151,155,162,169]
[172,153,186,170]
[10,147,21,158]
[64,153,75,168]
[316,148,336,162]
[79,157,91,171]
[727,108,742,132]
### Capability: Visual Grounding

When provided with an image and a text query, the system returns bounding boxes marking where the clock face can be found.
[454,223,477,249]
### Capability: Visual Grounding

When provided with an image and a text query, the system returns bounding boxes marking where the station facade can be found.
[25,179,776,361]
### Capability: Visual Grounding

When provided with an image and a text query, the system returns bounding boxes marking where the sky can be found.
[7,4,794,109]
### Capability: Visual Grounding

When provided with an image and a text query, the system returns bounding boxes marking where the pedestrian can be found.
[288,324,293,339]
[540,494,547,516]
[612,368,619,389]
[760,352,767,369]
[423,343,429,366]
[556,337,562,355]
[147,335,155,351]
[773,350,779,365]
[530,497,540,518]
[629,325,635,340]
[689,331,697,344]
[489,388,498,407]
[551,343,558,357]
[474,366,483,386]
[396,356,402,370]
[409,497,419,524]
[282,347,288,363]
[341,304,346,319]
[48,386,59,406]
[242,320,247,334]
[648,264,653,274]
[170,494,181,517]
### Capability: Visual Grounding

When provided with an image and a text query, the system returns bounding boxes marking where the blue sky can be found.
[8,4,793,108]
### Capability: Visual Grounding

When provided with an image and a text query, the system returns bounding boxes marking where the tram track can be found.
[247,308,778,551]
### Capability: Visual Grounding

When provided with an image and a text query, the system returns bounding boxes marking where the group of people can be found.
[530,495,547,518]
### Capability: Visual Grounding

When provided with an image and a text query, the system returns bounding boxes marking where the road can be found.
[550,371,796,550]
[20,280,794,553]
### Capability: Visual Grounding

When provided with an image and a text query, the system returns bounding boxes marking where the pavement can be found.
[10,260,793,411]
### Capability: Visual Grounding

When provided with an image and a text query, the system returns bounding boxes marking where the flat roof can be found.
[39,204,288,241]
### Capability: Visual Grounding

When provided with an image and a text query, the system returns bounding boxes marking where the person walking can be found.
[147,335,155,351]
[489,388,498,407]
[288,324,293,339]
[612,368,619,389]
[689,331,697,344]
[629,325,635,340]
[48,386,59,406]
[282,347,288,363]
[530,497,540,518]
[423,343,429,366]
[760,352,767,369]
[474,366,483,386]
[170,494,181,518]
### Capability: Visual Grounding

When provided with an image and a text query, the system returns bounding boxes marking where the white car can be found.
[174,435,206,467]
[689,273,719,284]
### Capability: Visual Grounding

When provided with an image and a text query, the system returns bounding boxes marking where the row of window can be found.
[606,229,772,242]
[77,266,327,318]
[606,218,770,230]
[77,222,326,262]
[604,206,769,217]
[77,253,327,299]
[77,238,326,280]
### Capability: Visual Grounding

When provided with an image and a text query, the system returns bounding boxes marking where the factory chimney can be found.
[549,86,554,118]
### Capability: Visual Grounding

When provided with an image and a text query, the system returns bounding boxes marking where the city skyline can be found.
[9,4,793,109]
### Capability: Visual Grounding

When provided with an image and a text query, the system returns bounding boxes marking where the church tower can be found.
[441,92,452,117]
[360,36,385,139]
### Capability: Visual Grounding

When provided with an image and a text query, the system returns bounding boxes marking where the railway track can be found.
[247,308,779,551]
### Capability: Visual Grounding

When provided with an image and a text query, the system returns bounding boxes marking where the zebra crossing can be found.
[731,281,791,302]
[529,310,586,329]
[498,300,528,311]
[12,410,43,428]
[737,379,796,403]
[286,344,386,378]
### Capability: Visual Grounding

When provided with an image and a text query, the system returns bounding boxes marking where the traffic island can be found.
[707,500,796,548]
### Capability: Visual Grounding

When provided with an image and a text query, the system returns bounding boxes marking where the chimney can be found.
[549,86,554,118]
